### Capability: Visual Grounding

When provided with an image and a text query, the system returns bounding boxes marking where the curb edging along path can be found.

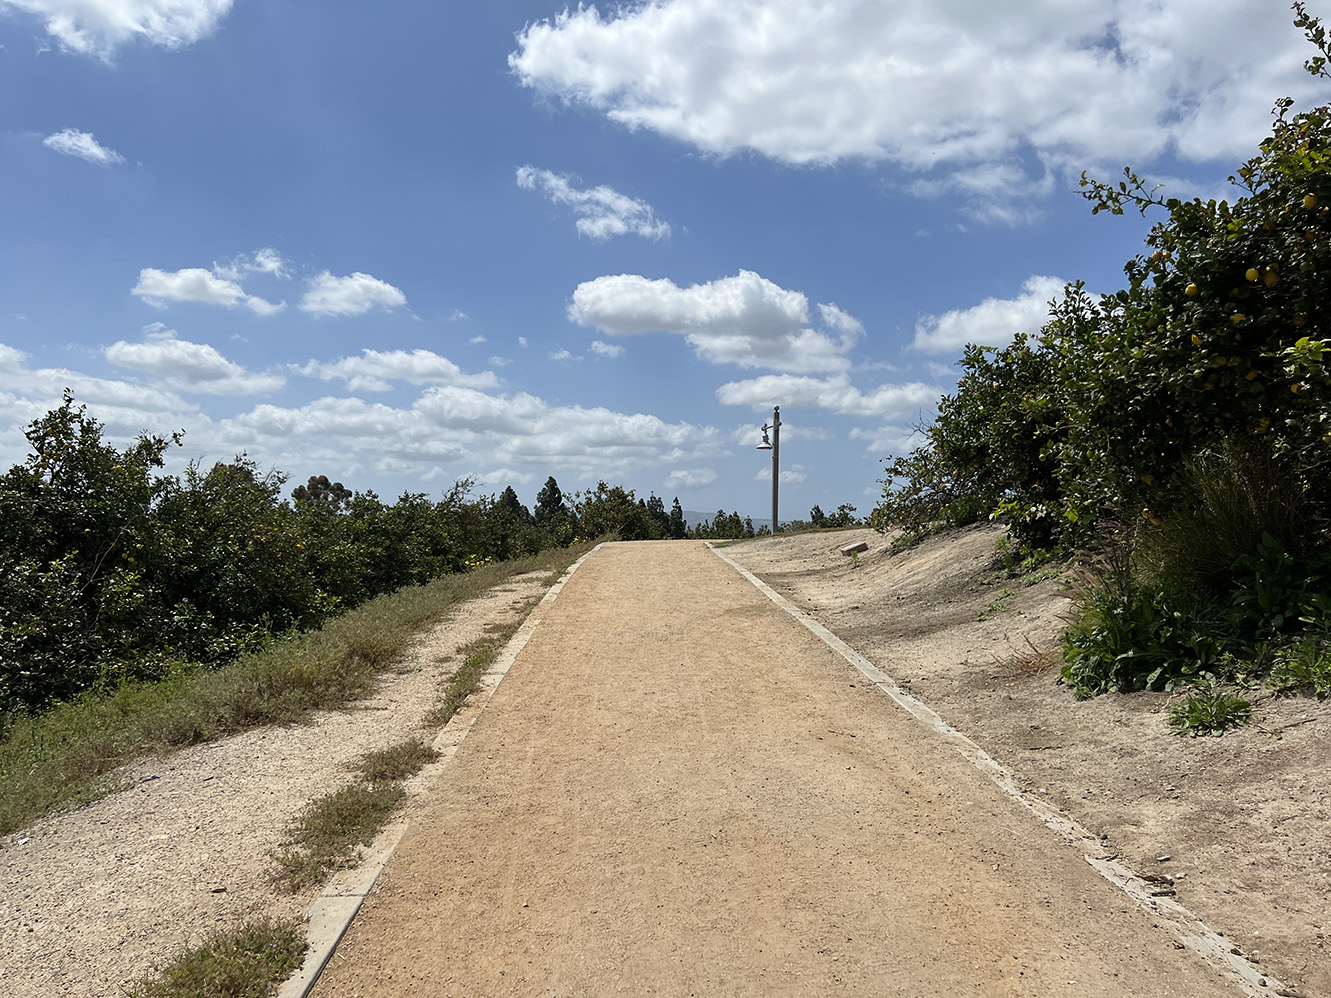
[276,546,602,998]
[707,542,1285,998]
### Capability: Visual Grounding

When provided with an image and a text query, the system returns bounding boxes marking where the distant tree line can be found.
[0,394,866,720]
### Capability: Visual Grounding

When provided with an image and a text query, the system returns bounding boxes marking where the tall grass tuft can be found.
[122,916,305,998]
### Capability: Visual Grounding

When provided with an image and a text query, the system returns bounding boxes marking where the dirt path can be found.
[726,526,1330,997]
[312,540,1233,997]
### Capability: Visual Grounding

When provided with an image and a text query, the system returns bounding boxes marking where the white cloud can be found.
[133,266,285,316]
[547,348,578,363]
[42,128,124,165]
[568,270,860,373]
[223,386,727,483]
[589,339,624,358]
[0,342,199,471]
[912,275,1066,354]
[299,349,500,392]
[300,271,407,317]
[511,0,1320,211]
[2,0,234,59]
[469,335,487,345]
[516,165,671,240]
[212,248,288,282]
[105,325,284,395]
[716,373,938,419]
[518,337,529,348]
[665,467,717,490]
[755,464,807,484]
[0,341,727,489]
[728,422,828,444]
[849,424,924,455]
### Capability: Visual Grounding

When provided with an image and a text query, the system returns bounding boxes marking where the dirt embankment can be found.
[727,525,1330,997]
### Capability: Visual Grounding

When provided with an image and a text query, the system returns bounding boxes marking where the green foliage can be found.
[123,917,305,998]
[812,503,860,528]
[1168,684,1253,737]
[668,496,687,539]
[0,395,625,721]
[1060,529,1220,698]
[872,13,1331,708]
[873,15,1331,549]
[1270,635,1331,698]
[571,481,663,540]
[691,509,755,539]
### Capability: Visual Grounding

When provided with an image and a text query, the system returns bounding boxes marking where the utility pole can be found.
[757,405,781,534]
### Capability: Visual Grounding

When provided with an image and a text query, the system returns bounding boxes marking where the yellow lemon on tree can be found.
[1304,193,1318,209]
[1185,283,1199,296]
[1246,267,1260,282]
[1191,333,1203,345]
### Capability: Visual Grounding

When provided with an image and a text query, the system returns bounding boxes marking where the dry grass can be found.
[122,916,305,998]
[1001,635,1064,675]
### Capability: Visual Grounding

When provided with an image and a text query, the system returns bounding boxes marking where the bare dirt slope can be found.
[726,526,1330,998]
[313,540,1236,997]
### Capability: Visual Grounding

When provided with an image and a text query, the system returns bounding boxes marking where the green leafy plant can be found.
[1168,684,1253,737]
[1060,529,1220,698]
[1270,635,1331,698]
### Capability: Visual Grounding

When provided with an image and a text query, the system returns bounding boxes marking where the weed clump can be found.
[123,916,305,998]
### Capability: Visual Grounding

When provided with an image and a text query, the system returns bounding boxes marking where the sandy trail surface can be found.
[313,540,1232,997]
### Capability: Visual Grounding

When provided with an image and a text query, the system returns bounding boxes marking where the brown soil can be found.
[311,540,1252,997]
[725,526,1330,997]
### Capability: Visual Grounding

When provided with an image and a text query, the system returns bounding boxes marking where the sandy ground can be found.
[311,540,1238,997]
[6,531,1326,997]
[1,574,548,998]
[725,526,1330,998]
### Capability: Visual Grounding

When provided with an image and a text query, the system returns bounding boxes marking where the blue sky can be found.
[1,1,1325,518]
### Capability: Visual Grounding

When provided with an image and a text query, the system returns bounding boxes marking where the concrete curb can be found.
[708,541,1285,998]
[276,546,602,998]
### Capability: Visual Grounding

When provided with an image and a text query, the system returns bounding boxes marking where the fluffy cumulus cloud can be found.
[588,339,624,358]
[512,0,1319,210]
[516,165,670,240]
[569,270,860,373]
[299,349,500,393]
[0,340,727,490]
[716,373,938,419]
[0,342,198,469]
[133,265,285,316]
[300,271,407,317]
[41,128,124,165]
[1,0,234,59]
[912,275,1066,353]
[105,324,284,395]
[223,386,727,483]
